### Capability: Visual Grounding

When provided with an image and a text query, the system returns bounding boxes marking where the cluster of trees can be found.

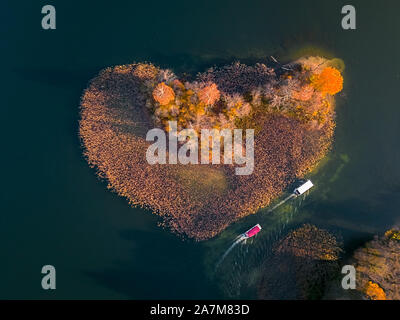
[201,59,342,132]
[148,58,343,134]
[150,78,251,133]
[353,228,400,300]
[79,59,339,240]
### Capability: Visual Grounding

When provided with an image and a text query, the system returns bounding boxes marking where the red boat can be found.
[244,224,262,238]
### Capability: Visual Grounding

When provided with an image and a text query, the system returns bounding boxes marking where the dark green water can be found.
[1,0,399,299]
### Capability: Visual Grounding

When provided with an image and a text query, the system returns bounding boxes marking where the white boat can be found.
[293,180,314,196]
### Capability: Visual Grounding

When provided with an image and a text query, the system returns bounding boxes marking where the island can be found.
[257,224,342,300]
[79,55,344,240]
[352,228,400,300]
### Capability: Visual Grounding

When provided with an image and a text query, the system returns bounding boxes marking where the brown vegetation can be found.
[352,228,400,300]
[79,58,341,240]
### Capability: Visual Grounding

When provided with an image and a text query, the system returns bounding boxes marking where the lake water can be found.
[1,0,399,299]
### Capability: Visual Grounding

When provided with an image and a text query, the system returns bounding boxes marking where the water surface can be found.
[1,0,399,298]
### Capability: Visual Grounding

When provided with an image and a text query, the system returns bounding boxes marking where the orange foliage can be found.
[311,67,343,95]
[197,83,220,105]
[365,281,387,300]
[153,82,175,105]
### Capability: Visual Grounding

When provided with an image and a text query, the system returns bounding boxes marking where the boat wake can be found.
[213,181,314,297]
[215,224,262,270]
[266,194,296,213]
[215,235,247,270]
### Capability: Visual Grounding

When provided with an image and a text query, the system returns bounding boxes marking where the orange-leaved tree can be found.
[153,82,175,105]
[364,281,387,300]
[197,83,220,105]
[311,67,343,95]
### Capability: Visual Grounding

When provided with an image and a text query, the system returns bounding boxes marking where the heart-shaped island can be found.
[79,56,343,240]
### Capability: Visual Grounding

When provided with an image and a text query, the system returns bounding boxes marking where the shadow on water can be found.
[15,42,397,299]
[85,228,220,299]
[205,178,400,299]
[207,192,312,298]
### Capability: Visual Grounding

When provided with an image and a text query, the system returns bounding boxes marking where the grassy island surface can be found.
[79,56,343,240]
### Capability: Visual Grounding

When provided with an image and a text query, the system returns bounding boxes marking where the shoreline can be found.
[79,56,342,240]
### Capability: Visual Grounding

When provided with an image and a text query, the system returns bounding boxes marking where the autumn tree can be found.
[364,281,387,300]
[311,67,343,95]
[152,82,175,105]
[353,228,400,300]
[197,83,220,105]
